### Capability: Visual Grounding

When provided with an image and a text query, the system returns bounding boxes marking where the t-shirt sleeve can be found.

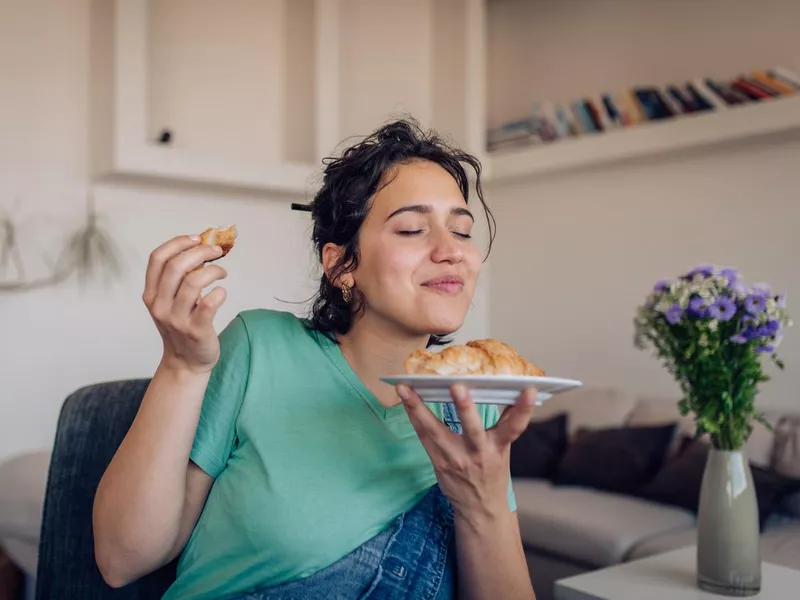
[190,315,251,478]
[482,404,517,513]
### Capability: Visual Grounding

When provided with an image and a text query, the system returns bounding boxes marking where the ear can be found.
[321,243,354,288]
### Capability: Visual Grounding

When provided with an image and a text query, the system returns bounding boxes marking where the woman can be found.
[93,119,537,600]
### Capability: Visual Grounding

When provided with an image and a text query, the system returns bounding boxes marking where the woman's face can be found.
[335,159,482,338]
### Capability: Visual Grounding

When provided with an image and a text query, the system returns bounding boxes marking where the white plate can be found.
[379,375,583,406]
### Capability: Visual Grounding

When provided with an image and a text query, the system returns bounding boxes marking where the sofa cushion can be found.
[0,451,50,543]
[0,536,38,577]
[530,386,637,436]
[512,479,695,567]
[745,410,785,469]
[0,451,50,577]
[627,521,800,572]
[627,527,696,561]
[510,414,568,479]
[626,397,696,453]
[772,415,800,478]
[781,491,800,519]
[554,424,676,494]
[760,521,800,571]
[635,437,800,528]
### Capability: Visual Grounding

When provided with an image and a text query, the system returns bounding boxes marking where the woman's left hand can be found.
[396,384,537,520]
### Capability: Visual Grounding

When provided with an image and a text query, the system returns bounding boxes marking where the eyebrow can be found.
[385,204,474,222]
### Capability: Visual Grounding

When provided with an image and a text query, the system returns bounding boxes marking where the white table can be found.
[555,546,800,600]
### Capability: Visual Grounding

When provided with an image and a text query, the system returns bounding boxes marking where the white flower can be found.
[708,320,719,332]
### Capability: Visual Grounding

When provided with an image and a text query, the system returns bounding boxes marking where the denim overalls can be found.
[231,403,463,600]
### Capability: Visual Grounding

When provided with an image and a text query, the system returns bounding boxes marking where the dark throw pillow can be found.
[636,437,800,528]
[510,413,569,479]
[554,423,677,494]
[636,436,708,512]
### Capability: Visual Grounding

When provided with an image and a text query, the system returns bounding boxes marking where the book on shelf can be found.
[688,79,724,111]
[770,67,800,89]
[666,85,695,113]
[752,71,795,95]
[487,65,800,152]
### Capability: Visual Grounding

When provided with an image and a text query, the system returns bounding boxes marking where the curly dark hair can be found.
[307,118,495,347]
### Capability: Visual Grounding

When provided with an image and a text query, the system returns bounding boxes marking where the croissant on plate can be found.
[405,339,544,377]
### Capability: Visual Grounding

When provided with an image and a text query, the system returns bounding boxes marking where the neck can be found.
[337,313,429,407]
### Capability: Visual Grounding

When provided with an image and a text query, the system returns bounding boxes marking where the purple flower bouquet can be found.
[634,265,792,450]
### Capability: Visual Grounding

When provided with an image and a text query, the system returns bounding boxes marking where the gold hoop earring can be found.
[341,283,352,303]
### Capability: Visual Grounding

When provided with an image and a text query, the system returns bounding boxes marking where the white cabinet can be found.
[110,0,487,195]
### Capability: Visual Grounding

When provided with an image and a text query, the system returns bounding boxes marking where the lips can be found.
[422,276,464,295]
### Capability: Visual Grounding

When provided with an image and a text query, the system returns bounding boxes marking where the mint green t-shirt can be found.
[163,309,516,600]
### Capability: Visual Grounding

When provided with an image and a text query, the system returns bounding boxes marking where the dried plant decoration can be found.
[0,208,25,282]
[0,192,124,292]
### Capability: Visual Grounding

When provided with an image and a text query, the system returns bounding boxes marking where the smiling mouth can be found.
[422,277,464,295]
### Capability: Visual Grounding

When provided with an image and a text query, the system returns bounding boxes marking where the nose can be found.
[429,227,464,264]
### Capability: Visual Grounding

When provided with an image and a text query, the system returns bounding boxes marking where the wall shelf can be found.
[486,96,800,184]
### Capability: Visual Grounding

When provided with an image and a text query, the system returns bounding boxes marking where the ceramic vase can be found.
[697,448,761,596]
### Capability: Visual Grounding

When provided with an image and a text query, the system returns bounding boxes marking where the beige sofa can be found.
[0,451,49,600]
[514,386,800,600]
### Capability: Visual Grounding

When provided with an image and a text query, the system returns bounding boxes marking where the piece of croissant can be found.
[199,225,237,260]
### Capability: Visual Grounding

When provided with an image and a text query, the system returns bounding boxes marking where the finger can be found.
[143,235,200,306]
[190,286,227,330]
[489,387,537,448]
[397,384,453,455]
[152,244,224,316]
[450,385,487,451]
[173,265,227,319]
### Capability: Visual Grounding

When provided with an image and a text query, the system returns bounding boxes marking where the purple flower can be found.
[708,297,736,321]
[653,279,670,293]
[756,344,776,354]
[731,279,749,296]
[730,333,749,344]
[685,264,714,279]
[766,320,781,335]
[756,324,770,338]
[752,282,773,296]
[719,267,739,284]
[777,293,787,309]
[744,294,767,315]
[665,304,683,325]
[731,323,758,343]
[688,296,711,317]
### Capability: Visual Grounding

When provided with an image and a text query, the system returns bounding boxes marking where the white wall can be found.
[0,0,490,463]
[489,135,800,409]
[486,0,800,409]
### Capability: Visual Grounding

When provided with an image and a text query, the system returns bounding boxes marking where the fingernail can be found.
[452,385,467,401]
[213,245,223,254]
[189,235,200,241]
[396,384,411,402]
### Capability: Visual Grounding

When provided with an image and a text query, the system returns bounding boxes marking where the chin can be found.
[403,297,470,338]
[417,313,466,338]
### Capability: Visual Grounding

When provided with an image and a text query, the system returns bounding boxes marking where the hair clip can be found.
[290,203,312,212]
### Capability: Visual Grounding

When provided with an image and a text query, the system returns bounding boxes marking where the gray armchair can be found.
[35,379,177,599]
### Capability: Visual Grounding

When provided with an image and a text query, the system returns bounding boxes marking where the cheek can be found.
[464,247,483,284]
[358,242,421,293]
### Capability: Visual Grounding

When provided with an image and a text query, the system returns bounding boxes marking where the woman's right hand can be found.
[143,234,229,374]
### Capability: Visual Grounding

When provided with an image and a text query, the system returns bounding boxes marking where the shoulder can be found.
[237,308,307,333]
[233,309,320,348]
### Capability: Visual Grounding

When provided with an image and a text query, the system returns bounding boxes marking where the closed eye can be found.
[398,230,424,236]
[454,232,472,239]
